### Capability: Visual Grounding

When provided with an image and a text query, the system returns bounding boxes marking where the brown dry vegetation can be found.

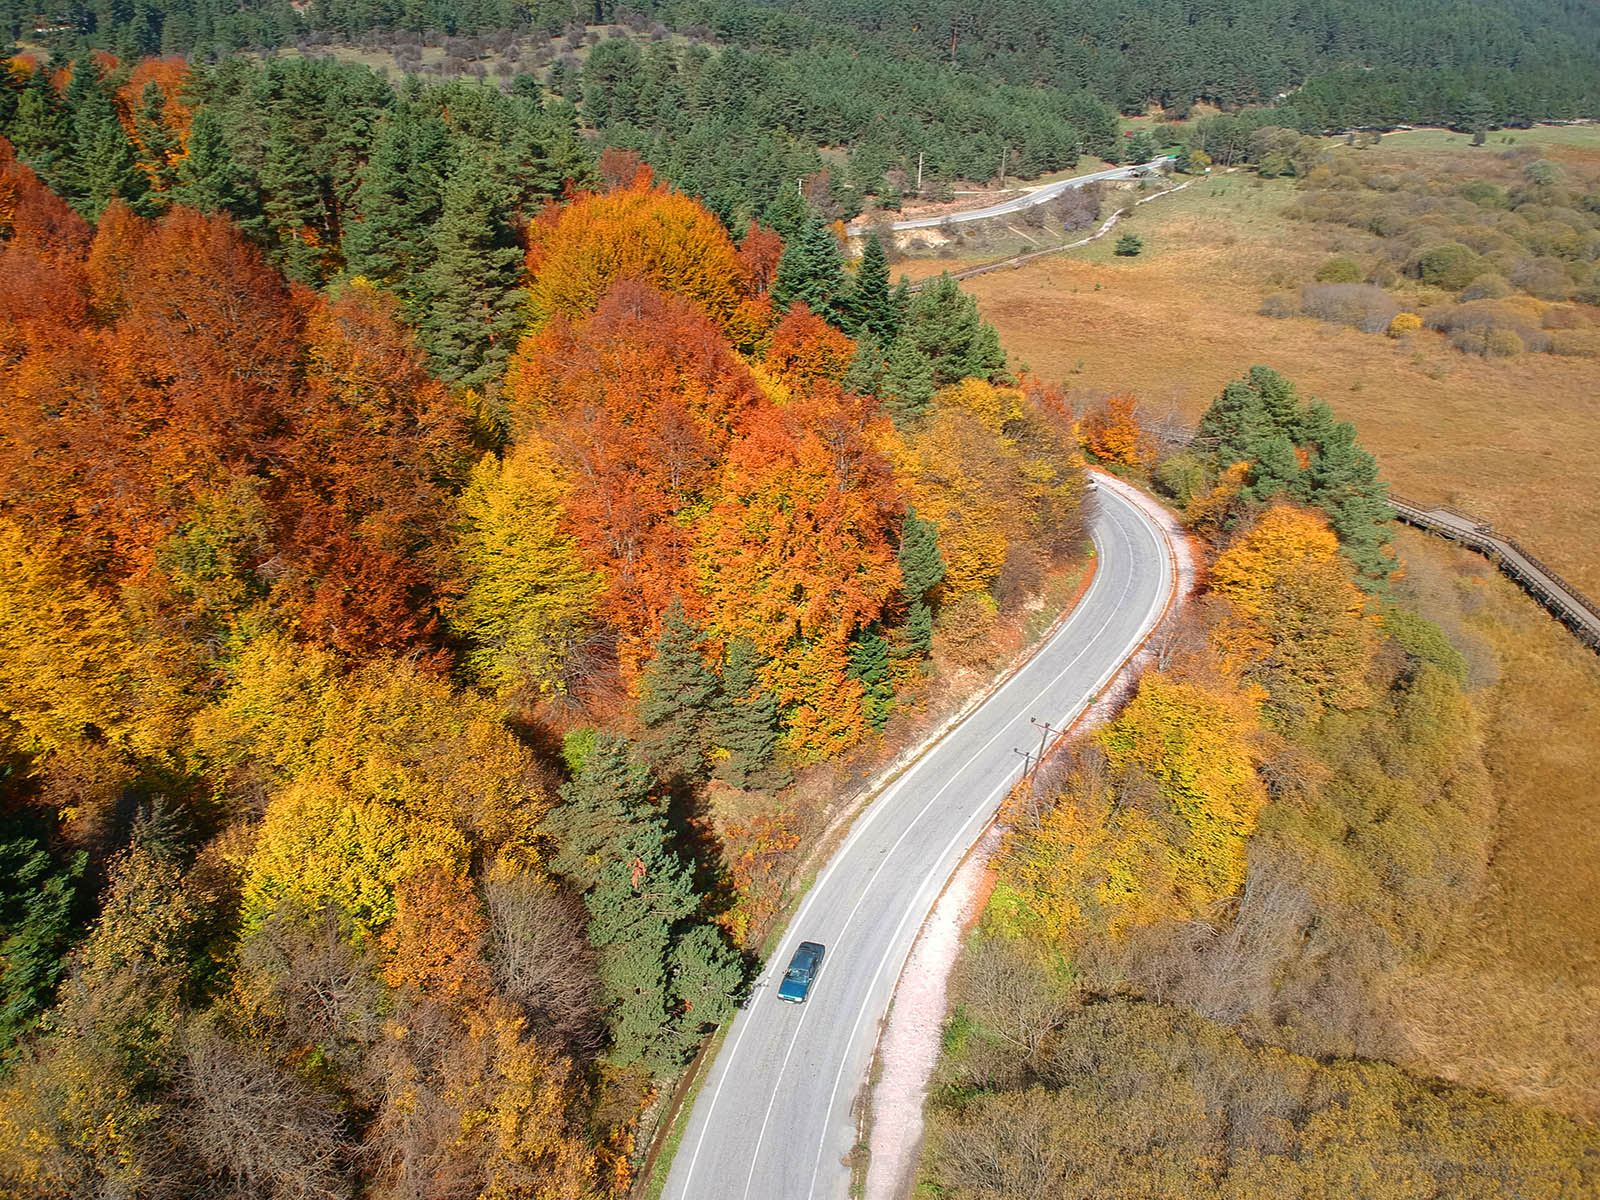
[1388,525,1600,1118]
[953,152,1600,596]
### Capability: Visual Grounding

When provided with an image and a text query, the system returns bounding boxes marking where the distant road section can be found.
[849,158,1173,234]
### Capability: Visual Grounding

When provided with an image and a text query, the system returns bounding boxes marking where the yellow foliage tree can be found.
[1210,505,1375,722]
[896,378,1082,600]
[452,445,602,699]
[242,776,470,937]
[453,1001,601,1200]
[195,636,553,857]
[1097,672,1266,906]
[1184,460,1250,534]
[0,520,184,762]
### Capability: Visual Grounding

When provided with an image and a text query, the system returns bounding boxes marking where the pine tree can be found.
[60,53,146,218]
[1251,364,1302,435]
[842,337,887,397]
[903,273,1007,385]
[880,336,936,425]
[544,736,700,1071]
[259,105,329,282]
[847,233,897,340]
[8,69,71,184]
[1196,377,1271,465]
[898,507,946,599]
[846,632,893,729]
[1248,433,1303,502]
[770,213,846,321]
[419,157,524,393]
[1299,409,1395,585]
[665,923,743,1060]
[712,638,784,790]
[132,82,181,209]
[81,120,151,220]
[343,106,450,297]
[897,507,944,657]
[638,598,718,781]
[173,107,263,238]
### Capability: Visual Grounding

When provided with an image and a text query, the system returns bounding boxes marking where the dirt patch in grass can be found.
[1388,525,1600,1119]
[958,170,1600,597]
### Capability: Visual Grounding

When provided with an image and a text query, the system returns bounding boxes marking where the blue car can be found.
[777,941,826,1003]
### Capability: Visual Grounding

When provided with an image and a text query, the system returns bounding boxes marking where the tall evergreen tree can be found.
[1195,376,1271,465]
[897,507,945,656]
[132,82,181,209]
[847,233,897,340]
[846,631,894,729]
[173,107,263,238]
[545,736,693,1070]
[0,833,84,1051]
[770,213,846,321]
[712,639,784,791]
[880,336,936,426]
[8,68,71,183]
[638,598,718,781]
[1298,403,1395,585]
[81,120,151,220]
[60,53,146,217]
[419,157,524,395]
[903,273,1007,385]
[543,735,737,1071]
[898,507,946,599]
[343,106,450,296]
[259,105,329,282]
[842,337,887,397]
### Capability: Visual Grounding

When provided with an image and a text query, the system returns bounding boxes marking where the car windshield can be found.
[786,966,809,980]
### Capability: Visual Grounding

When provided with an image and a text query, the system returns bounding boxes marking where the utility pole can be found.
[915,151,923,196]
[998,147,1007,189]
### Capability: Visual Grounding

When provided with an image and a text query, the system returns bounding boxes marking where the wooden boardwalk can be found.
[1389,494,1600,651]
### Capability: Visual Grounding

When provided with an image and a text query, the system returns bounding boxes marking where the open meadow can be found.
[909,133,1600,596]
[1390,525,1600,1117]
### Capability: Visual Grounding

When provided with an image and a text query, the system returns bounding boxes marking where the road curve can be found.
[663,480,1176,1200]
[849,158,1172,234]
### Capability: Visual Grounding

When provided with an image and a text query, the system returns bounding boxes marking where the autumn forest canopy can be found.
[1,9,1599,1199]
[0,52,1096,1187]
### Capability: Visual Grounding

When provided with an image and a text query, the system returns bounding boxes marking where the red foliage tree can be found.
[763,302,856,391]
[506,279,766,667]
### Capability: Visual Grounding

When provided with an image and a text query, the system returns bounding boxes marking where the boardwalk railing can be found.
[1388,493,1600,651]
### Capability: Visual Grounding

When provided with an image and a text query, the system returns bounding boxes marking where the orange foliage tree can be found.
[274,281,473,656]
[506,279,766,668]
[1,190,469,661]
[1081,392,1157,467]
[696,386,904,758]
[762,302,856,392]
[524,169,768,347]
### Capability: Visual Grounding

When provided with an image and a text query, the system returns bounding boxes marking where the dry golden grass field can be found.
[1389,526,1600,1119]
[910,132,1600,1118]
[923,139,1600,597]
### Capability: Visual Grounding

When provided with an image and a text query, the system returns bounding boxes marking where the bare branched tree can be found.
[483,874,604,1057]
[176,1026,352,1200]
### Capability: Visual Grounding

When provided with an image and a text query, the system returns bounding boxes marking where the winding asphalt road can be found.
[849,158,1172,234]
[663,478,1177,1200]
